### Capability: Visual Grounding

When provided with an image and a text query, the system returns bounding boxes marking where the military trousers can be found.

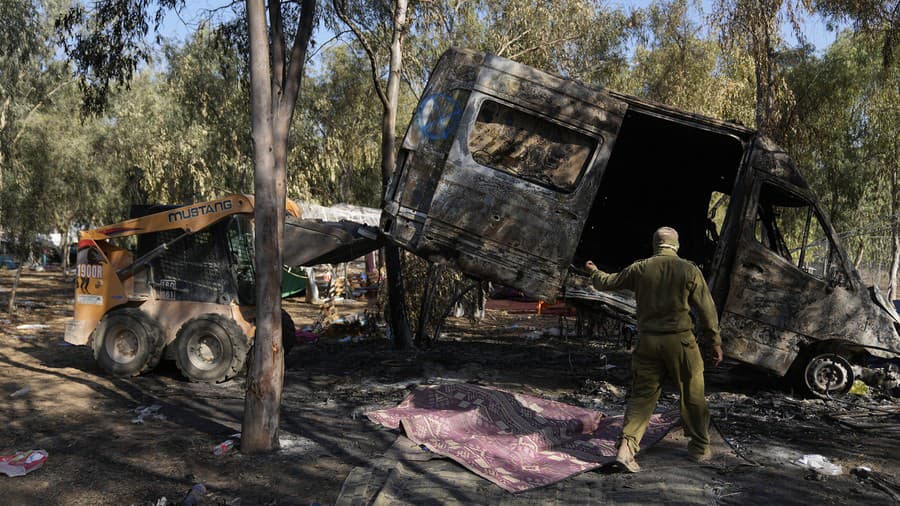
[620,330,710,455]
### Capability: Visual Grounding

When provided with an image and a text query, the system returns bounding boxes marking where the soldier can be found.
[585,226,723,473]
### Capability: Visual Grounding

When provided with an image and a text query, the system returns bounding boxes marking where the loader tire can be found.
[174,314,248,383]
[282,309,297,355]
[93,308,164,377]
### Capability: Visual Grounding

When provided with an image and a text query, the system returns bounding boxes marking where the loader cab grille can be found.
[138,221,238,304]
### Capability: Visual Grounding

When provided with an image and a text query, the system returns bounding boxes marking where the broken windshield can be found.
[468,100,596,192]
[754,183,844,282]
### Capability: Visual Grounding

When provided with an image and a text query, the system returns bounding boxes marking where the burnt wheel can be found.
[282,309,297,355]
[93,308,163,377]
[174,314,248,383]
[803,353,854,398]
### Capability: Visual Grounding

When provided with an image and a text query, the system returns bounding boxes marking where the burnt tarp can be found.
[282,217,383,267]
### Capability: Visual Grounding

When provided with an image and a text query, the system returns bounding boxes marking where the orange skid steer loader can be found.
[65,194,381,383]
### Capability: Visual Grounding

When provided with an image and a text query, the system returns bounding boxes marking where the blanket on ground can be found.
[367,383,679,492]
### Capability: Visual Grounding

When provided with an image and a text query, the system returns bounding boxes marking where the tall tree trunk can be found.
[242,0,282,453]
[242,0,316,453]
[383,0,413,349]
[888,167,899,300]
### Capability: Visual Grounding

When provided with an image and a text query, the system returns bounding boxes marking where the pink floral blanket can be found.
[367,383,679,492]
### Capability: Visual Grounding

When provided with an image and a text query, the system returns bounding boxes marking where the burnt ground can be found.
[1,269,899,505]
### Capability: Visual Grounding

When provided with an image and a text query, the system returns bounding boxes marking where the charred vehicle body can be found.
[381,48,900,396]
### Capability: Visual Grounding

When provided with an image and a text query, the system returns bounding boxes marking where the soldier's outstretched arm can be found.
[585,260,636,291]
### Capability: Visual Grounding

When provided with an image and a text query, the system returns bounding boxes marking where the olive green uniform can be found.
[591,248,721,456]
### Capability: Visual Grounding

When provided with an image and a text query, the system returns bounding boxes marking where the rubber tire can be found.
[282,309,297,355]
[174,314,249,383]
[93,308,164,377]
[801,353,854,398]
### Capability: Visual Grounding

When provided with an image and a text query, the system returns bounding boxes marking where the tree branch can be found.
[11,78,77,148]
[496,29,531,57]
[279,0,317,122]
[270,0,286,97]
[508,35,583,60]
[333,0,389,110]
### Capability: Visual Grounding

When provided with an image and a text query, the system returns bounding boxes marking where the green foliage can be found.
[289,45,383,206]
[780,31,898,271]
[56,0,183,113]
[616,0,755,125]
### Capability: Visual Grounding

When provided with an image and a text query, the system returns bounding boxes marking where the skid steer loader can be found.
[66,194,381,383]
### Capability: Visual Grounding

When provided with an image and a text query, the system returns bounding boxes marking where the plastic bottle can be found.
[213,439,235,456]
[181,483,207,506]
[9,387,30,398]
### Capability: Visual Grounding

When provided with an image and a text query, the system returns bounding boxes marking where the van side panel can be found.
[383,48,626,299]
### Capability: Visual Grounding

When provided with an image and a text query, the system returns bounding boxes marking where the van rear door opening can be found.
[573,108,745,284]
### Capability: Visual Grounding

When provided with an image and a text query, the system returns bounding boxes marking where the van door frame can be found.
[719,171,860,375]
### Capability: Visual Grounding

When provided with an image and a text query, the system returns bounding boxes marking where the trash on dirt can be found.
[132,404,166,424]
[850,379,870,396]
[9,387,30,398]
[15,323,46,330]
[213,433,241,456]
[852,466,873,478]
[13,335,36,340]
[0,449,48,477]
[856,363,900,397]
[153,497,168,506]
[794,454,843,476]
[182,483,207,506]
[278,433,319,456]
[295,329,319,344]
[828,406,900,434]
[851,465,900,501]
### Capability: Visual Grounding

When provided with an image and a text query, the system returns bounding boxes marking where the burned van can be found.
[381,48,900,395]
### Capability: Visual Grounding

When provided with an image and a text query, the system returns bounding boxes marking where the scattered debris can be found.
[181,483,207,506]
[794,454,843,476]
[296,329,320,344]
[851,466,900,501]
[850,379,870,396]
[15,323,46,330]
[9,387,30,398]
[0,450,48,477]
[132,405,166,424]
[828,406,900,434]
[213,433,242,456]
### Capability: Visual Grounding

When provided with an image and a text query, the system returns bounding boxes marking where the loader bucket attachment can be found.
[282,217,383,267]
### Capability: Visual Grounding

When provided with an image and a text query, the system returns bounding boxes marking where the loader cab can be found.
[134,213,256,306]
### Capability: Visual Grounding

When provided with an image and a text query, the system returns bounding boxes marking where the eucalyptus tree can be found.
[0,0,73,251]
[621,0,754,125]
[780,32,899,296]
[58,0,318,452]
[711,0,811,135]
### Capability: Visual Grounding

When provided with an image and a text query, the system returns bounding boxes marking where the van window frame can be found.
[750,179,849,287]
[464,94,602,194]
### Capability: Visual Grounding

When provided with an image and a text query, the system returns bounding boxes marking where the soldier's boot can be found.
[687,447,712,463]
[615,441,641,473]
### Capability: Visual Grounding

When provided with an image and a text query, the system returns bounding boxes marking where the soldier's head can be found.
[652,227,679,254]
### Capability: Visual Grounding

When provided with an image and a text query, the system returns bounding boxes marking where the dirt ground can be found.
[1,270,899,505]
